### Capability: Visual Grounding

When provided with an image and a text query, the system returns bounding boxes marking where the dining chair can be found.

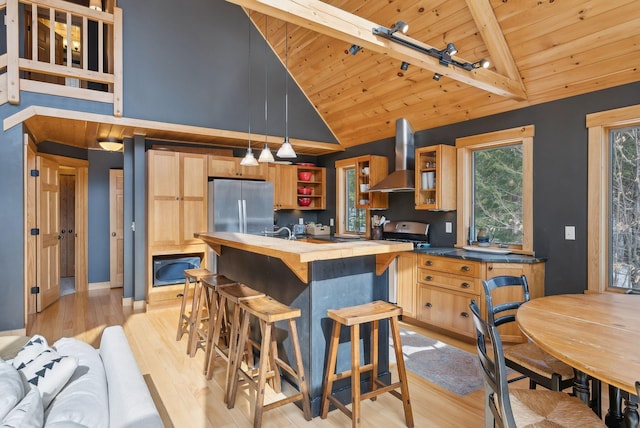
[483,275,576,392]
[469,299,606,428]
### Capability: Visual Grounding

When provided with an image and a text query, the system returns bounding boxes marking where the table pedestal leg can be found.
[574,370,591,405]
[606,386,623,428]
[622,394,638,428]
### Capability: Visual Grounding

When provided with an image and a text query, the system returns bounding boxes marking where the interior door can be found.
[59,174,75,277]
[109,169,124,288]
[36,156,60,311]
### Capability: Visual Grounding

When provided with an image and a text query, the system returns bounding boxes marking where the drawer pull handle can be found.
[488,265,493,271]
[461,266,471,271]
[425,275,433,281]
[460,311,469,318]
[425,260,433,266]
[460,282,470,288]
[425,302,432,308]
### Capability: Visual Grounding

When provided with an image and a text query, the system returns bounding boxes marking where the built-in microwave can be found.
[152,254,201,287]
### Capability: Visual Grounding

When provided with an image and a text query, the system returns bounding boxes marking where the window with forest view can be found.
[345,167,367,233]
[610,125,640,290]
[473,144,523,246]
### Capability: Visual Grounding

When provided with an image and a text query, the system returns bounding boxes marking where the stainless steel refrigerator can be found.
[207,179,274,270]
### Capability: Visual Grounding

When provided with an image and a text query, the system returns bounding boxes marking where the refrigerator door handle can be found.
[241,199,247,233]
[237,199,243,233]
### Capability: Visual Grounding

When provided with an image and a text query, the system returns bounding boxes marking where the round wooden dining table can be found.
[517,293,640,427]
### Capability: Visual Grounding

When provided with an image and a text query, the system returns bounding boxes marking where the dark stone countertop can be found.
[412,247,546,263]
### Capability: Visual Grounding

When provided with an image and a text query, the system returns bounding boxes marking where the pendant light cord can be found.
[284,22,289,141]
[264,17,268,143]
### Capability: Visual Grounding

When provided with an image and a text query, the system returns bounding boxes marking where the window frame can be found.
[455,125,534,254]
[335,158,369,237]
[586,104,640,293]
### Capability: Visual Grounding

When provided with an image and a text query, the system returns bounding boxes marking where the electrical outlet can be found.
[330,218,334,226]
[565,226,575,240]
[445,222,452,233]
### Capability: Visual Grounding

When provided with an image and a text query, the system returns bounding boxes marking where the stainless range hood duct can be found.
[369,118,415,192]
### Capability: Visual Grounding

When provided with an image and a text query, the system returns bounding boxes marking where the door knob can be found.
[68,229,73,234]
[112,232,116,237]
[58,234,63,240]
[61,229,66,233]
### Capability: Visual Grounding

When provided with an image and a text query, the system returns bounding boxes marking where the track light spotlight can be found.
[390,21,409,35]
[445,43,457,56]
[433,73,442,81]
[474,59,490,69]
[348,44,362,55]
[400,61,410,71]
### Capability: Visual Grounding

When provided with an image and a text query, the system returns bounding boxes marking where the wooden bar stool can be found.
[201,274,238,373]
[205,283,265,401]
[228,295,311,428]
[176,268,215,356]
[320,300,414,428]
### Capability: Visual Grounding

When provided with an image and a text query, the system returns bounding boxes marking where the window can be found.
[587,105,640,293]
[456,126,534,254]
[335,159,367,236]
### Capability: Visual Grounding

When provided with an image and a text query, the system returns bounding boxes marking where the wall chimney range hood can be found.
[369,118,415,192]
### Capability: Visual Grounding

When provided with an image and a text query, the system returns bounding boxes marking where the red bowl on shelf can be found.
[298,197,312,207]
[298,187,312,195]
[298,171,313,181]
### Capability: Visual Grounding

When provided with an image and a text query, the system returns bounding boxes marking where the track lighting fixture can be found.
[373,20,409,37]
[349,44,362,55]
[389,21,409,35]
[400,61,410,71]
[372,23,489,73]
[433,73,442,81]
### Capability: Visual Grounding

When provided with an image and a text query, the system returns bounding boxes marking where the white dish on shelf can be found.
[462,245,511,255]
[273,161,293,165]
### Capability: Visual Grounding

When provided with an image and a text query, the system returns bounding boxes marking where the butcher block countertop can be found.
[194,232,413,283]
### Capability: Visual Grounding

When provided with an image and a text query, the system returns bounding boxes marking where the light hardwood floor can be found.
[28,288,493,427]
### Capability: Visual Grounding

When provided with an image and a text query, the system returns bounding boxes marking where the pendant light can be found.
[276,22,297,159]
[240,20,258,167]
[259,16,274,163]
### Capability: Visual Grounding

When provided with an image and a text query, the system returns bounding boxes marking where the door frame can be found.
[25,142,89,320]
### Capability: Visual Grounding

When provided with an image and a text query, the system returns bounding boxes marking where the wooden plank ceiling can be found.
[236,0,640,148]
[22,0,640,154]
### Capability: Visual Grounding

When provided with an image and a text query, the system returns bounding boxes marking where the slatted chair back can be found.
[470,299,515,428]
[483,275,530,328]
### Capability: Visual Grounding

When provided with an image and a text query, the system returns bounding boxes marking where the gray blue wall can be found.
[319,81,640,296]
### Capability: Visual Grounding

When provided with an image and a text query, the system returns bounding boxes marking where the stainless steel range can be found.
[383,221,430,248]
[383,221,430,304]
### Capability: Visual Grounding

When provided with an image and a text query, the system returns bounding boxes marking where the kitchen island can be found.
[195,232,412,416]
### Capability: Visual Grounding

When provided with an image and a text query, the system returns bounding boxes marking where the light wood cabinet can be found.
[415,145,456,210]
[396,252,417,318]
[355,155,388,210]
[268,164,298,210]
[412,253,545,341]
[146,150,208,306]
[207,155,268,180]
[269,164,326,210]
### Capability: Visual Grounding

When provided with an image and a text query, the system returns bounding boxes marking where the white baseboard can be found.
[88,281,111,290]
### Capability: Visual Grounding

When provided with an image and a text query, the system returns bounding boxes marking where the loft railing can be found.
[0,0,123,116]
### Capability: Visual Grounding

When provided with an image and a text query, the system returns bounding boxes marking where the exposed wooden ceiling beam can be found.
[228,0,527,100]
[465,0,525,87]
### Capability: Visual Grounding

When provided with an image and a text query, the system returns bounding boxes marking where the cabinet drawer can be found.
[416,268,481,293]
[417,285,478,338]
[416,254,480,277]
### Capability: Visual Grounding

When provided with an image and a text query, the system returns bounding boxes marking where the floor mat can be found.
[390,328,484,396]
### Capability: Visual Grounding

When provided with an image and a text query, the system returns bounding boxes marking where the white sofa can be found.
[0,325,163,428]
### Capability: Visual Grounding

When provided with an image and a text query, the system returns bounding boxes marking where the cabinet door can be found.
[418,285,478,338]
[180,153,208,245]
[415,145,456,211]
[269,164,298,210]
[148,151,181,246]
[239,162,268,180]
[396,252,416,318]
[208,156,239,178]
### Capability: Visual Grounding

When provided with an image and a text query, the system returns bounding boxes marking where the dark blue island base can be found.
[217,246,391,417]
